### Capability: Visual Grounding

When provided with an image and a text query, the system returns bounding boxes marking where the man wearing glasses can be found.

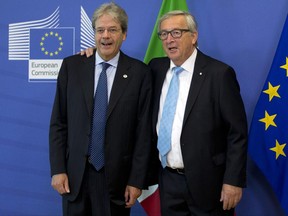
[149,10,248,216]
[80,9,248,216]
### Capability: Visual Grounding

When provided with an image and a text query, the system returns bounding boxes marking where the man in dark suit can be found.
[149,10,248,216]
[49,2,152,216]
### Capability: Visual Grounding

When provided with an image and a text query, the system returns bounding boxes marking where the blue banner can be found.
[248,15,288,215]
[0,0,288,215]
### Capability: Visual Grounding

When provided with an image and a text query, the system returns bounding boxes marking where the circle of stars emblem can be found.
[40,31,63,56]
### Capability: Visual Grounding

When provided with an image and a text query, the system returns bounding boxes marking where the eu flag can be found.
[30,28,74,59]
[248,15,288,215]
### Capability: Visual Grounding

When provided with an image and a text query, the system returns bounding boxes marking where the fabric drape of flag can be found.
[248,14,288,216]
[138,1,189,215]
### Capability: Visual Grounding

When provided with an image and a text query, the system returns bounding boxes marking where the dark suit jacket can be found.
[149,50,248,211]
[49,51,152,204]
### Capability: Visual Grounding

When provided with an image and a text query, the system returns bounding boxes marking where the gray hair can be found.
[92,2,128,33]
[158,10,198,33]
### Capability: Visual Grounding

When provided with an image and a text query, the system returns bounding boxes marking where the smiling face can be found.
[94,14,127,61]
[160,15,198,66]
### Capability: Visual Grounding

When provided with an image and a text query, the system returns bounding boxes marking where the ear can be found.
[122,32,127,41]
[192,31,198,46]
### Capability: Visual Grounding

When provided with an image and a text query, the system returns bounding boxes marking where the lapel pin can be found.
[199,72,203,75]
[123,74,128,78]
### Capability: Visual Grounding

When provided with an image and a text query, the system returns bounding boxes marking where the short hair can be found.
[92,2,128,33]
[158,10,198,46]
[158,10,198,33]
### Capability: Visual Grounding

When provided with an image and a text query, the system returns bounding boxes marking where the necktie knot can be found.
[173,66,184,75]
[102,62,111,73]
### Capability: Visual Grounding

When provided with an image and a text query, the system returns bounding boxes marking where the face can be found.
[94,14,127,61]
[159,15,198,66]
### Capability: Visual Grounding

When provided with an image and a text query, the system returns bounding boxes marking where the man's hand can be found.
[79,47,95,57]
[220,184,242,210]
[124,185,142,208]
[51,173,70,195]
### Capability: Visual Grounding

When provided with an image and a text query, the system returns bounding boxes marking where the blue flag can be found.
[30,28,74,59]
[248,15,288,215]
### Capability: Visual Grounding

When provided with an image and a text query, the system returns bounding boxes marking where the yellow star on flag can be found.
[280,57,288,76]
[259,111,277,130]
[263,82,280,101]
[270,140,286,159]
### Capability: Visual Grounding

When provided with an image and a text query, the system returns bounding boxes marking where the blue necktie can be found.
[89,62,110,170]
[157,67,184,168]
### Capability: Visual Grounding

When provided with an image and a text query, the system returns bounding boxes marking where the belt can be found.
[165,166,185,175]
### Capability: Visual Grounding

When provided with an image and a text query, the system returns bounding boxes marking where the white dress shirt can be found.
[157,49,197,169]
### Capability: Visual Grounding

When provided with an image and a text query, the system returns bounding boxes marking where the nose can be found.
[166,32,174,41]
[102,29,111,37]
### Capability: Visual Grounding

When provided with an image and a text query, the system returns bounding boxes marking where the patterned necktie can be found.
[89,62,110,170]
[157,66,184,167]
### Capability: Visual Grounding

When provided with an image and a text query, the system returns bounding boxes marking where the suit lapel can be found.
[152,59,170,128]
[79,53,95,117]
[183,51,207,126]
[107,52,132,118]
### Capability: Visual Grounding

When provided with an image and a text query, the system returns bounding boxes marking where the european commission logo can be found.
[30,28,73,59]
[29,28,74,81]
[8,6,94,82]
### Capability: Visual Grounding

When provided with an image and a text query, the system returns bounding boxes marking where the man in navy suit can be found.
[148,10,248,216]
[49,2,152,215]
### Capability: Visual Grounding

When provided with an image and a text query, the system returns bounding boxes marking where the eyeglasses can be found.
[157,29,191,40]
[95,28,121,35]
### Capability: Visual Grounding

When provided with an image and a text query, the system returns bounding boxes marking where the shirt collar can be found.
[95,51,120,68]
[169,48,197,73]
